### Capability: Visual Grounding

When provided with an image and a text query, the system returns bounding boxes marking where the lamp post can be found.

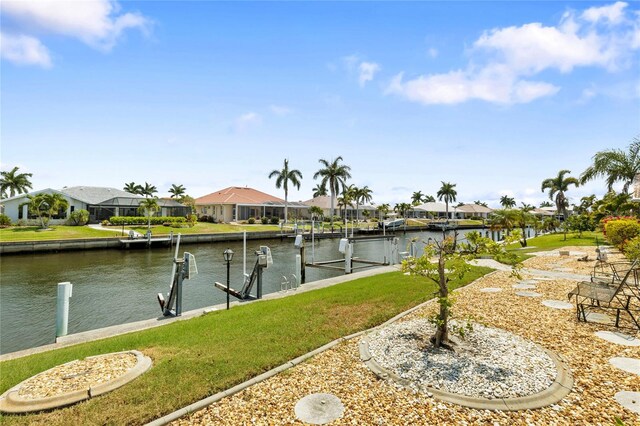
[223,248,234,310]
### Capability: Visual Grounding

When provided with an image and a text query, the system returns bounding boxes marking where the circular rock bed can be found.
[361,319,572,410]
[0,350,152,413]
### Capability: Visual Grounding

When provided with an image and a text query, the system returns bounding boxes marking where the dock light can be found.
[223,249,234,310]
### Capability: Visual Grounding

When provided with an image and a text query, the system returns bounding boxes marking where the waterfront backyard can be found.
[0,233,638,425]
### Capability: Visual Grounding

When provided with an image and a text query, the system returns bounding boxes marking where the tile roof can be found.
[456,204,494,214]
[61,186,140,204]
[414,202,448,213]
[195,187,285,205]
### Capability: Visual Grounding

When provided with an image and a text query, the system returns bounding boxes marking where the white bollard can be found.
[345,243,352,274]
[295,254,302,287]
[56,282,73,339]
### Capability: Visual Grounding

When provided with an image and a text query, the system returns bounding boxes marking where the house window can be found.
[18,206,23,219]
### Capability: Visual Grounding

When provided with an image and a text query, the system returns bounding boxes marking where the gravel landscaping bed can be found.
[523,246,626,275]
[367,318,556,399]
[174,247,640,425]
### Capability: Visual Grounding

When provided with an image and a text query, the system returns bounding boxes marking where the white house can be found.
[1,186,188,224]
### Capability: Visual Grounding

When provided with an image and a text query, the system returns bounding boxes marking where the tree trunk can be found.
[434,253,449,348]
[284,190,289,224]
[330,190,335,231]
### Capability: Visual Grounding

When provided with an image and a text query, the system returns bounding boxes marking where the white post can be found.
[311,219,315,263]
[243,230,247,276]
[56,282,73,339]
[383,221,386,236]
[295,254,302,286]
[169,234,181,289]
[345,243,352,274]
[344,218,347,238]
[384,239,390,264]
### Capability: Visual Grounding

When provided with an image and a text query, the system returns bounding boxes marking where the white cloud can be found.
[0,0,150,67]
[427,47,439,58]
[0,32,51,68]
[387,2,638,106]
[582,1,628,24]
[358,61,380,87]
[269,105,292,116]
[234,112,262,132]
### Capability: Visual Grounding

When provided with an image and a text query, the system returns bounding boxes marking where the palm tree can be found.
[499,195,516,209]
[308,206,324,220]
[268,159,303,223]
[474,200,488,207]
[27,193,69,229]
[123,182,143,195]
[313,157,352,229]
[168,184,186,199]
[520,202,535,212]
[140,182,158,198]
[353,185,373,221]
[437,182,457,221]
[541,170,579,220]
[580,136,640,193]
[138,197,160,233]
[423,195,436,203]
[312,184,327,198]
[394,202,412,220]
[337,185,355,220]
[376,203,390,219]
[539,201,554,208]
[0,166,33,199]
[411,191,425,206]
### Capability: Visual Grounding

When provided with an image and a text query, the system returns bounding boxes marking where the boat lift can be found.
[214,246,272,300]
[306,235,399,274]
[157,251,198,317]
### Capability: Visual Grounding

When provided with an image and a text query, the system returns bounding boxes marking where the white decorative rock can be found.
[513,284,536,290]
[516,291,542,298]
[480,288,502,293]
[584,312,614,325]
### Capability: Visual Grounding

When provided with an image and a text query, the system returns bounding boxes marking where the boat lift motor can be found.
[157,251,197,317]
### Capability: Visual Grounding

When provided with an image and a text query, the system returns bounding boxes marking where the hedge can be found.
[604,218,640,250]
[109,216,187,226]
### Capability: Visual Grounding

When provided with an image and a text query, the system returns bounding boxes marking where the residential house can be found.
[303,195,377,220]
[195,186,308,223]
[454,204,494,219]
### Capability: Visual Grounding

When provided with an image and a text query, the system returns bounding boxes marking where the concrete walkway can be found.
[88,224,142,237]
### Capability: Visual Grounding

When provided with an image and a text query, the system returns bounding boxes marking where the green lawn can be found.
[0,267,493,425]
[127,222,281,235]
[505,231,606,262]
[0,226,120,242]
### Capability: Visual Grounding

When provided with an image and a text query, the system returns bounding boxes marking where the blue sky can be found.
[2,1,639,208]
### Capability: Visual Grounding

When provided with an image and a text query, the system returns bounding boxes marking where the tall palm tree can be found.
[499,195,516,209]
[437,182,457,221]
[313,156,352,228]
[337,185,355,220]
[268,158,303,223]
[312,184,327,198]
[168,184,186,199]
[138,197,160,233]
[353,185,373,221]
[27,192,69,229]
[0,166,33,199]
[411,191,424,206]
[123,182,143,195]
[541,170,579,220]
[580,137,640,193]
[140,182,158,198]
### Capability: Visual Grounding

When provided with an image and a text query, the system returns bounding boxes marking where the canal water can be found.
[0,228,503,355]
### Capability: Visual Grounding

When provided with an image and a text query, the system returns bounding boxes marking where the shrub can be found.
[261,217,269,224]
[270,217,280,225]
[198,215,210,223]
[109,216,187,226]
[186,214,197,227]
[68,209,89,226]
[604,218,640,250]
[624,236,640,261]
[248,217,256,224]
[101,219,110,226]
[0,214,11,227]
[369,217,379,222]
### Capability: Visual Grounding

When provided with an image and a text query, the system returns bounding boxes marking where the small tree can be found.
[309,206,324,220]
[27,193,69,229]
[566,214,595,238]
[402,236,470,349]
[68,209,90,226]
[138,197,160,233]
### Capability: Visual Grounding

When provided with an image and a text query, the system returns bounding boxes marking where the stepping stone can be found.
[513,284,536,290]
[584,312,615,325]
[519,280,539,285]
[480,287,502,293]
[542,300,573,310]
[595,331,640,346]
[532,277,555,281]
[516,291,541,298]
[614,391,640,414]
[609,357,640,376]
[553,268,574,272]
[295,393,345,425]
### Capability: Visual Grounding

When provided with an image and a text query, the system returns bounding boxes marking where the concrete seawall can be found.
[0,231,286,255]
